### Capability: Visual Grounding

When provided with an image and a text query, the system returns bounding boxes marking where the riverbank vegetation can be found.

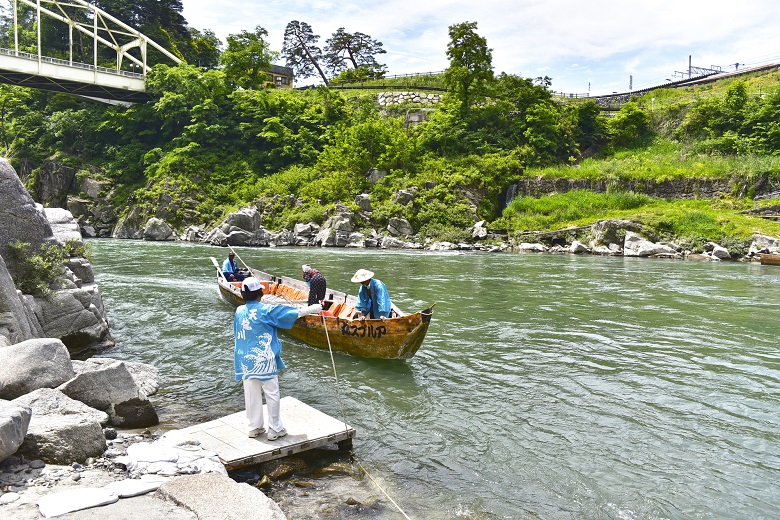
[1,7,779,250]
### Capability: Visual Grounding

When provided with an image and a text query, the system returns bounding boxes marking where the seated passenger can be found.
[350,269,391,321]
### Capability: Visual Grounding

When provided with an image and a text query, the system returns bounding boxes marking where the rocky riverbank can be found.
[0,158,403,519]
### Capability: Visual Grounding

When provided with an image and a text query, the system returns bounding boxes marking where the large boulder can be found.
[73,357,160,397]
[11,388,107,463]
[387,217,413,237]
[204,208,274,246]
[32,285,113,355]
[0,400,32,461]
[0,255,42,345]
[156,472,286,520]
[59,360,158,428]
[0,159,57,278]
[143,217,176,241]
[43,208,82,246]
[33,161,77,208]
[0,338,75,400]
[113,206,145,239]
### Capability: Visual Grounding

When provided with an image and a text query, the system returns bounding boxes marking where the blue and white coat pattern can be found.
[233,300,298,381]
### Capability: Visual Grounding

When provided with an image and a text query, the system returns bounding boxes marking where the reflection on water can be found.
[89,239,780,519]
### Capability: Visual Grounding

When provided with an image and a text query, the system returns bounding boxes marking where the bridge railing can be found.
[0,47,144,79]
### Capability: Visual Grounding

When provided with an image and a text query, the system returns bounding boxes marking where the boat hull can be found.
[759,253,780,265]
[214,261,433,359]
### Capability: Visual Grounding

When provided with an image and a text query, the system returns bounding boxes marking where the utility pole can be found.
[689,55,692,79]
[733,62,744,71]
[629,75,633,92]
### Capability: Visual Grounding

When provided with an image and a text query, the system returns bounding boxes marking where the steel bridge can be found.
[0,0,181,103]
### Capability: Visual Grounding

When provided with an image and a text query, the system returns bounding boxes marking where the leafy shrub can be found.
[7,240,67,297]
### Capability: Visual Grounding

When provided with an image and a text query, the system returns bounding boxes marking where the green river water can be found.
[87,239,780,519]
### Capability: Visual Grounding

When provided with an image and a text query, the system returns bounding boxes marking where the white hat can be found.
[242,277,262,291]
[351,269,374,283]
[302,264,312,273]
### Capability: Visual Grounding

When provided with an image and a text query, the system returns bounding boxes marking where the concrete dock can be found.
[173,396,356,470]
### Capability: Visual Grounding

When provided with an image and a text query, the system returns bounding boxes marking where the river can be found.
[87,239,780,519]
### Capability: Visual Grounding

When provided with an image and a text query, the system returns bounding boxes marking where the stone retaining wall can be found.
[376,91,442,106]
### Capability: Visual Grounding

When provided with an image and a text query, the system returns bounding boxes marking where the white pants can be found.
[243,377,284,432]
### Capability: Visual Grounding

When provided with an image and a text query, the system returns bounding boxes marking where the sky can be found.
[180,0,780,96]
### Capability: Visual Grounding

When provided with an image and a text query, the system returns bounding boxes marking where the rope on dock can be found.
[321,314,413,520]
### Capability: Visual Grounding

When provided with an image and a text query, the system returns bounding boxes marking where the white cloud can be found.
[180,0,780,94]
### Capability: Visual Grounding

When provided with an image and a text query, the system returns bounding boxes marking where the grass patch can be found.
[526,138,780,182]
[496,190,780,243]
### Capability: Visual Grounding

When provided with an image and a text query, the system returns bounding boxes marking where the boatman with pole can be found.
[233,277,321,440]
[222,251,245,281]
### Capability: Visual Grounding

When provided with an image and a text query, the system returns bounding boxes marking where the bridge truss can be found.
[0,0,181,103]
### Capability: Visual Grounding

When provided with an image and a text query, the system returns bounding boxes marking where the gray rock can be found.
[366,169,388,184]
[623,231,658,257]
[44,208,83,246]
[518,242,548,253]
[271,229,293,246]
[12,388,108,463]
[33,285,113,355]
[66,258,95,285]
[355,193,372,212]
[293,222,319,237]
[0,400,32,461]
[472,220,488,239]
[143,218,175,241]
[0,254,41,345]
[428,241,457,251]
[0,338,75,400]
[112,360,159,397]
[59,360,158,428]
[345,232,366,248]
[113,207,145,239]
[222,207,261,232]
[387,217,413,237]
[156,472,286,520]
[570,240,591,254]
[0,159,57,278]
[392,190,415,206]
[749,233,780,254]
[711,244,731,259]
[380,236,406,249]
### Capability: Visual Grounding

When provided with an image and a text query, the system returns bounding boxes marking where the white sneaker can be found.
[266,428,287,441]
[248,427,266,438]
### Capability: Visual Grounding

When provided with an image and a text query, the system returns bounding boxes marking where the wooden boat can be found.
[210,257,434,359]
[759,253,780,265]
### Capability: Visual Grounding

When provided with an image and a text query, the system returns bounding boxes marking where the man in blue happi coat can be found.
[351,269,392,321]
[222,252,244,281]
[233,277,321,440]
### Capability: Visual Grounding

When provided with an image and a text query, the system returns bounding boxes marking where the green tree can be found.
[281,21,329,85]
[0,85,31,156]
[323,28,386,78]
[607,101,651,147]
[220,26,277,90]
[185,27,222,69]
[443,21,494,114]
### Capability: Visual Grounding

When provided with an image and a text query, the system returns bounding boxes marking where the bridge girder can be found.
[2,0,181,103]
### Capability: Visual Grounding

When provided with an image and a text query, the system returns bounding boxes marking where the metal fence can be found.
[0,47,144,78]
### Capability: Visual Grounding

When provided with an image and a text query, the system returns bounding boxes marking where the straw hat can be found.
[350,269,374,283]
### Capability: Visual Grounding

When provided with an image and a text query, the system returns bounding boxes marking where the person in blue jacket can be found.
[351,269,392,321]
[222,252,244,281]
[233,277,321,440]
